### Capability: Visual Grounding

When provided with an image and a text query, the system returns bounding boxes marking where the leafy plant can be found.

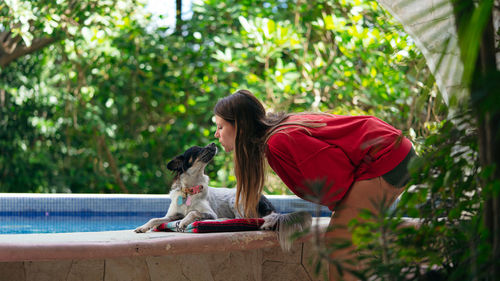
[349,112,490,281]
[1,0,435,195]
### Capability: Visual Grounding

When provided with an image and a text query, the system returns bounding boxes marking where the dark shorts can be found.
[382,147,416,188]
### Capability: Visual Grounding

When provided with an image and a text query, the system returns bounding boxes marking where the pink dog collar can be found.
[185,185,203,195]
[178,185,204,206]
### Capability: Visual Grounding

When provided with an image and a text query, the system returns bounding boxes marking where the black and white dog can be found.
[134,143,311,250]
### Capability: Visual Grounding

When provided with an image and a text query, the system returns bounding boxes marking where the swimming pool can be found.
[0,193,331,234]
[0,213,160,234]
[0,193,333,281]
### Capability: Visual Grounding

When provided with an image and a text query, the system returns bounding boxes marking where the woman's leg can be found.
[327,177,405,281]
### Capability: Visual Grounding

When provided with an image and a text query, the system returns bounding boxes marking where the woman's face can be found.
[214,115,236,152]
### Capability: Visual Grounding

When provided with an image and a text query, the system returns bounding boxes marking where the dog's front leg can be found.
[134,213,184,233]
[178,211,202,230]
[178,211,216,230]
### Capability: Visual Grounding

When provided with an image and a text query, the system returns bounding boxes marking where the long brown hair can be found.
[214,89,324,217]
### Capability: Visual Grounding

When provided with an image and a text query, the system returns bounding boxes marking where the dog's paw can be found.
[178,220,190,230]
[134,225,150,233]
[261,212,280,230]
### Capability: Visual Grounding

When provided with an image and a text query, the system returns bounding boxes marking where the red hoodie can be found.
[266,114,412,211]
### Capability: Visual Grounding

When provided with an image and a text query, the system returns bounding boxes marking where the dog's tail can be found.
[261,211,312,251]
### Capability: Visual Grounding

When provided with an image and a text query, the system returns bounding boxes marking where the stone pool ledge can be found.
[0,218,331,281]
[0,218,325,262]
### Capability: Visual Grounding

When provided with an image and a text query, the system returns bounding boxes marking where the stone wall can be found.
[0,242,328,281]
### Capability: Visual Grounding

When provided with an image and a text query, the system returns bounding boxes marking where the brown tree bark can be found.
[97,135,129,194]
[474,14,500,280]
[453,1,499,279]
[0,33,58,68]
[175,0,183,34]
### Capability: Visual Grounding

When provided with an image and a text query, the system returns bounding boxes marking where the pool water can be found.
[0,212,163,234]
[0,194,332,235]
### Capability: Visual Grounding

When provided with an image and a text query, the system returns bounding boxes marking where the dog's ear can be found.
[167,156,184,172]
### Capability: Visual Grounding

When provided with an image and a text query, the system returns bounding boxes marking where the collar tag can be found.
[177,196,185,206]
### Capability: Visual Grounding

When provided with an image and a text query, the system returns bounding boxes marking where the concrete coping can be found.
[0,217,331,262]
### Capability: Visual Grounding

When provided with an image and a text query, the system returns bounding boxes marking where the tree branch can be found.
[175,0,183,34]
[97,135,129,194]
[0,36,59,68]
[0,30,22,55]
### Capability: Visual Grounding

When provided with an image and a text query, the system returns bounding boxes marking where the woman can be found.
[214,89,415,280]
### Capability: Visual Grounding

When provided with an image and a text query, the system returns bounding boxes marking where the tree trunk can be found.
[453,0,500,279]
[175,0,183,34]
[97,135,129,194]
[474,14,500,280]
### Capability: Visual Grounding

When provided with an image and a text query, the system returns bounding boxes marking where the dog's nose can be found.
[208,142,217,154]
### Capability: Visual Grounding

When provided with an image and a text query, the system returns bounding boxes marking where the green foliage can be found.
[2,0,497,279]
[0,0,436,194]
[336,112,497,280]
[206,0,440,128]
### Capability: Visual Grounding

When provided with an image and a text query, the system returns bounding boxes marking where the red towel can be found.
[154,218,265,233]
